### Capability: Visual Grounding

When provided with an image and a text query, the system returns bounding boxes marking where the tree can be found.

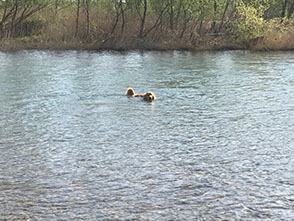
[282,0,289,17]
[111,0,127,35]
[219,0,231,32]
[75,0,80,38]
[0,0,50,39]
[136,0,147,38]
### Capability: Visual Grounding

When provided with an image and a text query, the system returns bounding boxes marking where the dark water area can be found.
[1,50,294,220]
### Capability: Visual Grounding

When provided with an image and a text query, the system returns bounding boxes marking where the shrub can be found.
[15,18,46,37]
[230,1,266,41]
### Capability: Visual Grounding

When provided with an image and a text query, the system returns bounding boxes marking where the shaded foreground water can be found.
[1,50,294,220]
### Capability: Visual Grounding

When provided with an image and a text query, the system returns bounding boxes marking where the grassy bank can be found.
[0,36,238,52]
[2,32,294,52]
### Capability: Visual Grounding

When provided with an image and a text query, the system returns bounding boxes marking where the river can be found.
[1,50,294,220]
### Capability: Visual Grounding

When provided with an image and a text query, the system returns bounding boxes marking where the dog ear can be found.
[126,88,135,96]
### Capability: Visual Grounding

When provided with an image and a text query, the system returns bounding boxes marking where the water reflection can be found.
[1,50,294,219]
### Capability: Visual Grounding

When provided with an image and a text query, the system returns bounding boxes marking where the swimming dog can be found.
[126,88,156,102]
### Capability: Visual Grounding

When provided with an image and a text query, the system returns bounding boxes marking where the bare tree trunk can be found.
[138,0,147,38]
[198,16,203,35]
[169,0,174,31]
[9,0,18,39]
[189,19,199,41]
[111,2,120,35]
[282,0,289,17]
[120,2,126,35]
[180,8,187,39]
[218,0,230,33]
[211,0,217,32]
[141,4,168,38]
[75,0,80,38]
[83,0,90,38]
[110,0,127,36]
[55,0,58,14]
[175,0,183,26]
[1,6,17,35]
[0,8,7,37]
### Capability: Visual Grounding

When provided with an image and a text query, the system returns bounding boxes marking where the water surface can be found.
[1,50,294,220]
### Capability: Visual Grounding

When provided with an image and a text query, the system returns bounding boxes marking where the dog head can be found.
[126,88,135,96]
[143,91,156,102]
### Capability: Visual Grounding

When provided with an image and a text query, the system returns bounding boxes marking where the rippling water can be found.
[1,50,294,220]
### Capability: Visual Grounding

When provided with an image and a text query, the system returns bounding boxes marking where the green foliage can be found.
[231,1,266,40]
[264,18,287,39]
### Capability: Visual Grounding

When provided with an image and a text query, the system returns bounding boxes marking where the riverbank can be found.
[1,33,294,52]
[0,36,231,52]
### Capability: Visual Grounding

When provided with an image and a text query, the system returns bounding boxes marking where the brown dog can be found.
[142,91,156,102]
[134,91,156,102]
[126,88,156,102]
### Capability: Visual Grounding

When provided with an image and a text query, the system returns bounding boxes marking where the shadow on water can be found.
[1,50,294,219]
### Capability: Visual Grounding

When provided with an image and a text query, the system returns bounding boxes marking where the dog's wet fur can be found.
[126,88,156,102]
